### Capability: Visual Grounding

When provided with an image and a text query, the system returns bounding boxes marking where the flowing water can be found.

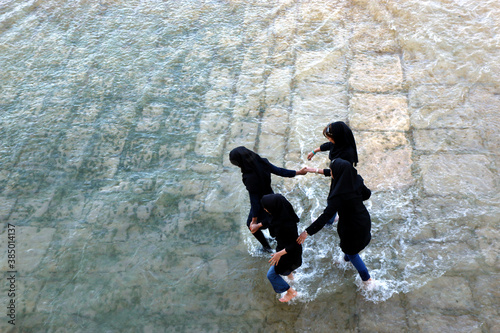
[0,0,499,332]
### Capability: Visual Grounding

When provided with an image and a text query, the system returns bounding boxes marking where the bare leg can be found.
[287,272,294,280]
[279,288,297,302]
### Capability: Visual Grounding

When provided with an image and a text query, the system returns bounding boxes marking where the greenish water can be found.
[0,0,499,332]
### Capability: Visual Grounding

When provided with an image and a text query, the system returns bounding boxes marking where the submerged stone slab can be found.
[414,128,485,152]
[407,276,474,311]
[298,1,345,23]
[349,54,403,92]
[295,22,348,52]
[350,23,399,53]
[412,314,482,333]
[349,93,409,131]
[357,294,407,332]
[294,82,348,117]
[475,225,500,268]
[295,50,346,83]
[409,84,470,129]
[418,154,495,196]
[265,67,292,106]
[195,113,230,158]
[225,121,259,155]
[355,131,414,190]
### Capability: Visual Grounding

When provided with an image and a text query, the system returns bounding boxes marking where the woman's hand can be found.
[296,166,308,175]
[297,231,308,244]
[249,222,261,234]
[307,150,317,160]
[269,251,284,266]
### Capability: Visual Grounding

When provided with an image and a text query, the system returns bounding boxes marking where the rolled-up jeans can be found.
[344,253,371,281]
[267,265,290,293]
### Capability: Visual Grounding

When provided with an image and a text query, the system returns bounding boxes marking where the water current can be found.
[0,0,499,332]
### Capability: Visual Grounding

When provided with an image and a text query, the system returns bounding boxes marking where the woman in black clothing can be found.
[229,146,307,252]
[297,158,373,286]
[258,193,302,302]
[306,121,359,175]
[306,121,361,224]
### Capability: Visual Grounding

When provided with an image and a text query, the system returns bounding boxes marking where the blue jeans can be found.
[344,253,371,281]
[267,265,290,293]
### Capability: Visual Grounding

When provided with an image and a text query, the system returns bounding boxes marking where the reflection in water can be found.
[0,0,499,331]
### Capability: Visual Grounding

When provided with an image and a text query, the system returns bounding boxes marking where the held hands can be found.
[296,230,308,244]
[296,166,308,175]
[304,167,319,173]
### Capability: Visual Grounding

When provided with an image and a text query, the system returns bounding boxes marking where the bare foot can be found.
[362,278,375,291]
[279,288,297,303]
[287,273,294,280]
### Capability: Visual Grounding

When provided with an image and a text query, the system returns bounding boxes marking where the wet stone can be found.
[418,154,495,196]
[409,84,470,129]
[407,276,474,311]
[356,131,414,191]
[294,82,348,117]
[349,93,409,131]
[413,128,485,152]
[349,54,403,92]
[356,294,407,332]
[475,225,500,268]
[265,67,292,106]
[295,50,347,83]
[296,22,348,51]
[350,23,399,53]
[412,314,482,333]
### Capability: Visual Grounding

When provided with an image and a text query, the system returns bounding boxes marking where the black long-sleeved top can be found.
[306,192,371,255]
[263,218,303,275]
[319,142,357,177]
[248,163,296,219]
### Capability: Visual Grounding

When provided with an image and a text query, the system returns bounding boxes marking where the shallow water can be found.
[0,0,499,332]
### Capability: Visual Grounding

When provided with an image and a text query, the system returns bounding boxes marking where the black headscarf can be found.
[229,146,272,194]
[261,194,302,275]
[328,158,363,200]
[261,194,299,232]
[325,121,359,166]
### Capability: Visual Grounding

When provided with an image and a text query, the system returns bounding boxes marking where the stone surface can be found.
[418,154,495,196]
[349,93,410,131]
[349,54,404,92]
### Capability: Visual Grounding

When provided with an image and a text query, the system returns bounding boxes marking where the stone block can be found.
[418,154,495,196]
[412,314,482,333]
[349,54,403,92]
[407,276,474,311]
[350,23,399,53]
[261,106,290,136]
[298,1,345,23]
[225,121,259,156]
[413,128,485,152]
[296,21,348,51]
[265,67,292,106]
[475,226,500,267]
[258,133,286,162]
[295,50,346,83]
[294,82,348,117]
[356,132,414,190]
[409,84,470,129]
[349,93,409,131]
[195,113,230,158]
[357,294,408,332]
